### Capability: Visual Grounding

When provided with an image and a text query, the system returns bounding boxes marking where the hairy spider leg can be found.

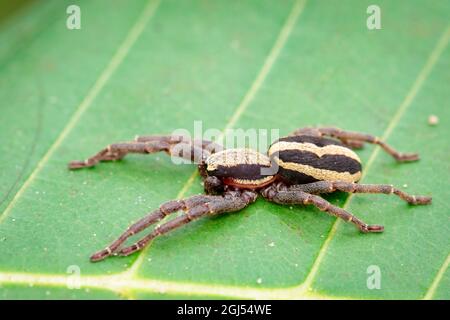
[286,181,432,205]
[68,135,219,169]
[118,190,257,257]
[261,185,384,233]
[90,195,223,262]
[291,127,419,162]
[135,135,223,153]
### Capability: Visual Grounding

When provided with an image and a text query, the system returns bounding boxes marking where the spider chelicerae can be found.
[69,126,432,262]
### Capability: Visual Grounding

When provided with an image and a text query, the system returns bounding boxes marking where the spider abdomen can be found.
[268,135,362,184]
[205,148,275,188]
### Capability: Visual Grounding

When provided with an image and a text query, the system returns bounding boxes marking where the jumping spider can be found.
[69,127,432,262]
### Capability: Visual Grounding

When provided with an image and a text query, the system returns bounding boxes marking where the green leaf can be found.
[0,0,448,299]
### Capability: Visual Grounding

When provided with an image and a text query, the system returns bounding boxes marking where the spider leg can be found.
[68,135,220,169]
[118,190,257,257]
[289,127,363,150]
[290,127,419,162]
[261,185,383,233]
[287,181,432,205]
[338,139,364,149]
[90,195,226,262]
[135,135,223,153]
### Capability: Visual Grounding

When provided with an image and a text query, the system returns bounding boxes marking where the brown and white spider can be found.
[69,127,432,262]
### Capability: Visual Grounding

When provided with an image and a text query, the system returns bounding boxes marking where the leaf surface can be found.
[0,0,448,299]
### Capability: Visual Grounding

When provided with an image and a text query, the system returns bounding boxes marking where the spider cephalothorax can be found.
[69,127,431,262]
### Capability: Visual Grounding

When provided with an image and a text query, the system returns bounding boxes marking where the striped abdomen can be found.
[268,135,362,184]
[205,148,275,189]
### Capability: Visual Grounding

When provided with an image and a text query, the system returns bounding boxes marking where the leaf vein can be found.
[126,0,308,280]
[0,0,161,224]
[301,24,450,293]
